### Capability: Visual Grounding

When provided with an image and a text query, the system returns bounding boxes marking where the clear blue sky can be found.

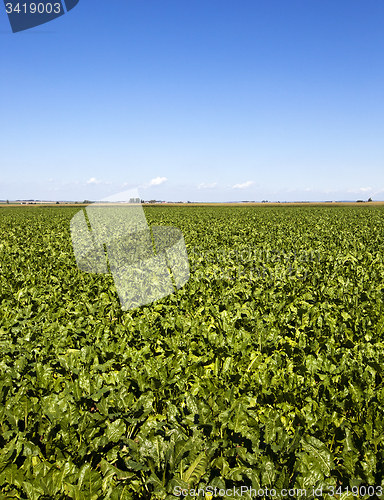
[1,0,383,202]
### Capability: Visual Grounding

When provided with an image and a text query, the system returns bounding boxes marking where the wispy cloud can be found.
[86,177,102,185]
[149,176,167,187]
[324,189,339,194]
[232,181,254,189]
[347,187,372,193]
[198,182,217,189]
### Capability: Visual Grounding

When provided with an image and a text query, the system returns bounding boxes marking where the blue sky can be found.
[1,0,383,202]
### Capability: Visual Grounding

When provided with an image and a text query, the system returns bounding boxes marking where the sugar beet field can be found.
[1,204,384,500]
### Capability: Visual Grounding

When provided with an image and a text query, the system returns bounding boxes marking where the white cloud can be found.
[232,181,254,189]
[198,182,217,189]
[149,176,167,187]
[86,177,102,185]
[347,187,372,193]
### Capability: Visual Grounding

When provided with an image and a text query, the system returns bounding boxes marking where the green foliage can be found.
[1,205,384,499]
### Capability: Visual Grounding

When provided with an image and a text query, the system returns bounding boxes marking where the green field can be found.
[1,205,384,499]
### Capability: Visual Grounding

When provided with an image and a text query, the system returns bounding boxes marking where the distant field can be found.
[1,205,384,499]
[1,201,384,207]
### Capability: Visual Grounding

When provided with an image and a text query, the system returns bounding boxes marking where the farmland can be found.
[1,204,384,499]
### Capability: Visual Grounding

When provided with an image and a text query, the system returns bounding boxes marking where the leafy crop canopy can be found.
[1,205,384,498]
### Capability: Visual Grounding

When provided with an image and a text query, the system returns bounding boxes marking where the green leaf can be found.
[181,452,208,485]
[106,419,126,442]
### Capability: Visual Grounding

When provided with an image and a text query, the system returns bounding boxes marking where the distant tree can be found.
[6,199,9,204]
[356,200,364,203]
[56,201,60,204]
[83,200,91,204]
[368,197,372,202]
